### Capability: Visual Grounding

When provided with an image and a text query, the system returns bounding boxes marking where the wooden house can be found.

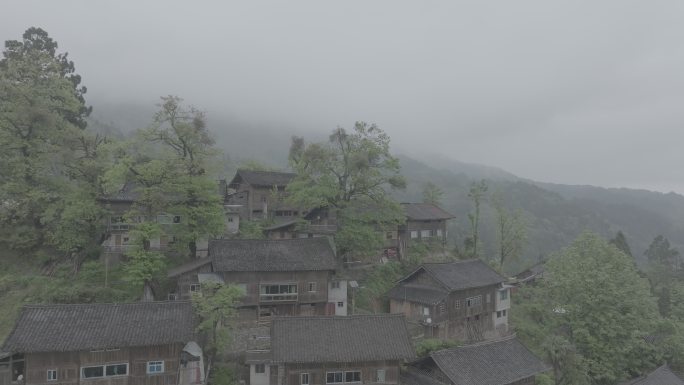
[402,337,549,385]
[386,260,510,342]
[168,237,348,323]
[224,170,298,221]
[249,314,415,385]
[0,301,203,385]
[397,203,454,251]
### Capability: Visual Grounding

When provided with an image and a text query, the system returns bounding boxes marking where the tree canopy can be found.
[287,122,405,258]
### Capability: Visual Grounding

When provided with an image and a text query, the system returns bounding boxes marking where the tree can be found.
[111,97,225,257]
[645,235,682,317]
[121,222,166,300]
[514,232,661,384]
[287,122,406,258]
[491,192,527,271]
[609,231,633,258]
[465,180,488,258]
[192,282,242,381]
[0,27,102,255]
[422,182,444,206]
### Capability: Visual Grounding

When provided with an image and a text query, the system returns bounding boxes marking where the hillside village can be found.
[3,27,684,385]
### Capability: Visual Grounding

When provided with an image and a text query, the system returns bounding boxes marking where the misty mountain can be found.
[395,155,684,271]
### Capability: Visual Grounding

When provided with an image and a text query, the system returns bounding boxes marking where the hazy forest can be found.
[2,23,684,385]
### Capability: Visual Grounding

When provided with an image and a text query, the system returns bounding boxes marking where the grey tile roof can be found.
[232,170,296,187]
[402,203,455,221]
[386,284,448,305]
[619,365,684,385]
[401,368,450,385]
[420,260,505,291]
[98,181,140,203]
[427,337,549,385]
[1,301,196,353]
[209,237,337,272]
[270,315,416,363]
[167,257,212,278]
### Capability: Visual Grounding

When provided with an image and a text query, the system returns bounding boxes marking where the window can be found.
[386,232,393,239]
[338,301,344,308]
[410,231,418,239]
[327,371,361,384]
[331,281,340,289]
[81,363,128,379]
[486,294,491,303]
[497,311,502,318]
[503,309,507,317]
[173,215,181,223]
[301,373,310,385]
[439,302,446,314]
[47,369,57,381]
[376,369,386,383]
[259,284,298,301]
[436,229,443,237]
[308,282,317,292]
[327,372,344,384]
[466,295,482,307]
[474,314,480,321]
[421,230,431,238]
[168,293,178,301]
[255,364,266,374]
[500,289,508,301]
[228,217,234,222]
[454,299,461,309]
[147,361,164,374]
[190,284,201,293]
[423,307,430,316]
[345,371,361,383]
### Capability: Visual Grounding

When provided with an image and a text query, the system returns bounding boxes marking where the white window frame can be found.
[47,369,57,381]
[190,283,201,293]
[301,373,310,385]
[259,283,298,301]
[81,363,129,379]
[326,371,361,384]
[327,371,344,384]
[423,307,430,316]
[410,231,418,239]
[376,369,386,383]
[308,282,317,292]
[337,301,344,308]
[254,364,266,374]
[331,281,340,289]
[147,361,164,374]
[500,289,508,301]
[436,229,443,237]
[421,229,431,238]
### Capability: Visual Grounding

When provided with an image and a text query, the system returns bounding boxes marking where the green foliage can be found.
[645,235,682,317]
[515,232,661,384]
[491,191,527,272]
[122,223,166,290]
[238,220,265,239]
[422,182,444,206]
[466,180,488,258]
[609,231,633,258]
[192,283,242,361]
[355,261,404,313]
[209,365,237,385]
[288,122,405,259]
[0,27,104,255]
[415,339,460,357]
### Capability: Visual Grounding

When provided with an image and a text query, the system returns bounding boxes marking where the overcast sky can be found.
[3,1,684,193]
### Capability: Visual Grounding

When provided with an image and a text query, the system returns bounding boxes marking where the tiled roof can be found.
[1,301,195,353]
[421,260,505,291]
[167,258,212,278]
[232,170,296,187]
[427,337,549,385]
[401,368,450,385]
[386,284,448,305]
[271,315,415,363]
[619,365,684,385]
[209,237,337,272]
[402,203,455,221]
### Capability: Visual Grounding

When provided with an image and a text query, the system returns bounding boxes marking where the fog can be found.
[3,1,684,192]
